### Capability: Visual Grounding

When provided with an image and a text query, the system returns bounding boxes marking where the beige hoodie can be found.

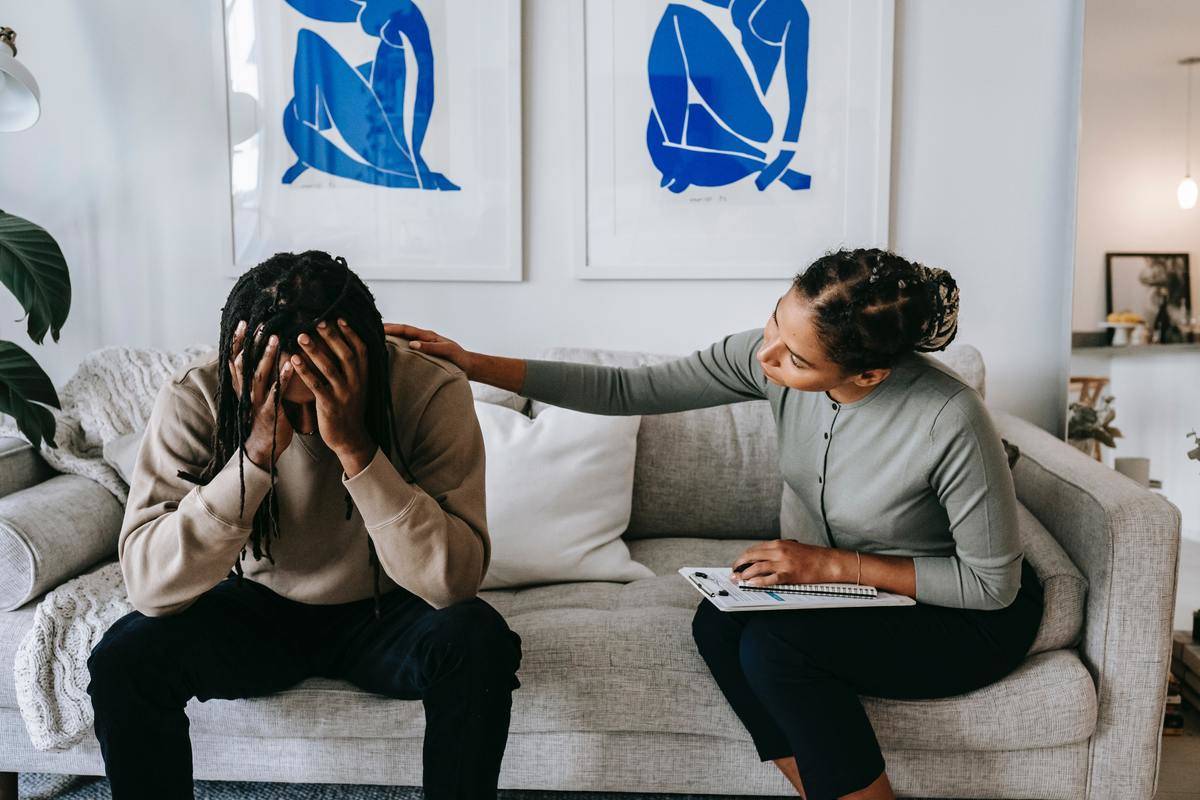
[118,334,489,617]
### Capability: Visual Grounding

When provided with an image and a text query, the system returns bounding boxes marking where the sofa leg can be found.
[0,772,16,800]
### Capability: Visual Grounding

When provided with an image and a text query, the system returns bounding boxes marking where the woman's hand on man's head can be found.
[382,323,472,373]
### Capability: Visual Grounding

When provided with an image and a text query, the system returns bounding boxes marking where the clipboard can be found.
[679,567,916,612]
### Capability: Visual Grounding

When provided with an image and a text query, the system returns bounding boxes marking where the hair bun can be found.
[913,266,959,352]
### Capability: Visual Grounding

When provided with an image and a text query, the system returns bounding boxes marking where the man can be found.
[87,251,520,799]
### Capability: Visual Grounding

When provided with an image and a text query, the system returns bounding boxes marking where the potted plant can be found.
[1067,395,1123,461]
[0,209,71,448]
[1140,255,1190,344]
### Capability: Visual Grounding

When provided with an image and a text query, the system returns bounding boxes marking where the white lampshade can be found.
[228,91,259,147]
[0,48,40,132]
[1179,176,1199,210]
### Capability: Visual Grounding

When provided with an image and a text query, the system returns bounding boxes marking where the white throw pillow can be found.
[102,429,145,486]
[474,402,653,589]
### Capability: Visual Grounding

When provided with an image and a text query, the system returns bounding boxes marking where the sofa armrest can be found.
[0,473,125,610]
[0,437,56,499]
[994,411,1180,800]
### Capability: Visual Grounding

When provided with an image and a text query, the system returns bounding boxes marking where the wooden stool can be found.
[1069,375,1109,408]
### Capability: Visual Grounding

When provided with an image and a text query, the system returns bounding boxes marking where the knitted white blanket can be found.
[1,343,211,751]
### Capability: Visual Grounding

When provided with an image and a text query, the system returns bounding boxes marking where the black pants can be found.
[691,559,1043,800]
[86,571,522,800]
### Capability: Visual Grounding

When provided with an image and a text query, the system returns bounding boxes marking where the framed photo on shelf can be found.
[570,0,894,280]
[1105,252,1192,343]
[219,0,522,281]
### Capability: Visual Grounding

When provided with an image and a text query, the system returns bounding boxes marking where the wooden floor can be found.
[1157,538,1200,800]
[1155,705,1199,800]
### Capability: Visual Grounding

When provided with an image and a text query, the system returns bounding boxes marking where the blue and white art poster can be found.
[222,0,522,280]
[573,0,893,279]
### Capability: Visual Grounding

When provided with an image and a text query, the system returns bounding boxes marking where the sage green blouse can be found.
[519,328,1023,611]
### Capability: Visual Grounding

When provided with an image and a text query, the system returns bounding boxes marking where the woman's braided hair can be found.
[792,247,960,374]
[184,250,414,620]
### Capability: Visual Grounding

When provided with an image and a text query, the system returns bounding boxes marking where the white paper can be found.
[679,566,916,612]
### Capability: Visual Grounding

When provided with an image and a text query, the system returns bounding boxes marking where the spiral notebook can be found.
[740,582,879,598]
[679,567,916,612]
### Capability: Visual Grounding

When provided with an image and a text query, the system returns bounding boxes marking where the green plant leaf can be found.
[0,211,72,344]
[0,340,60,448]
[1096,431,1116,448]
[1107,426,1123,439]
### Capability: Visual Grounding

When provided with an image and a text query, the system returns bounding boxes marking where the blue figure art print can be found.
[281,0,459,190]
[647,0,811,194]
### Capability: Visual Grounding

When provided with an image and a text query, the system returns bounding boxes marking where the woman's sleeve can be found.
[913,387,1024,611]
[519,327,770,415]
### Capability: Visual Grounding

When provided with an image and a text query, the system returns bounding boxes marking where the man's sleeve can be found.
[118,379,274,617]
[341,373,488,608]
[519,327,769,415]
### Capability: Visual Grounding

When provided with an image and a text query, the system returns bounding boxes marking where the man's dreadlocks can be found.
[187,250,413,620]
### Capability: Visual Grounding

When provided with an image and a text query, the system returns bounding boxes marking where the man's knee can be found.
[86,613,164,704]
[427,598,521,681]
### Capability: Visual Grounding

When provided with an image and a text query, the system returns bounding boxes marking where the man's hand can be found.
[288,318,376,473]
[228,320,296,470]
[730,539,848,586]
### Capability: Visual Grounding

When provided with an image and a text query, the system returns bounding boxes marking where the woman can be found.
[383,247,1044,800]
[87,251,519,798]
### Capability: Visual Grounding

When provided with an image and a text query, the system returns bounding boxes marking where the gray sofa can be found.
[0,343,1182,799]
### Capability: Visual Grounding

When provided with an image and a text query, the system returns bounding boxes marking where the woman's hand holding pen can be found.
[733,540,919,598]
[731,539,850,587]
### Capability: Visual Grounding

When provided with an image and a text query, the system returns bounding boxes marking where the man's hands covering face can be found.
[228,320,296,470]
[287,318,375,462]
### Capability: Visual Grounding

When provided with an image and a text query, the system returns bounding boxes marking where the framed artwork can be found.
[219,0,522,281]
[1105,252,1192,343]
[570,0,894,280]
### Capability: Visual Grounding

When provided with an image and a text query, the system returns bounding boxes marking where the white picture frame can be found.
[570,0,894,280]
[219,0,522,282]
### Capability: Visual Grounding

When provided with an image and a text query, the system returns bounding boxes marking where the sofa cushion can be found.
[625,401,782,540]
[165,536,1093,749]
[470,380,529,414]
[0,535,1093,752]
[1019,503,1087,653]
[475,403,652,589]
[0,475,126,612]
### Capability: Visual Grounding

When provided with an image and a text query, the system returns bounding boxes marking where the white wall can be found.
[0,1,1082,433]
[890,1,1082,432]
[1073,0,1200,330]
[1070,348,1200,541]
